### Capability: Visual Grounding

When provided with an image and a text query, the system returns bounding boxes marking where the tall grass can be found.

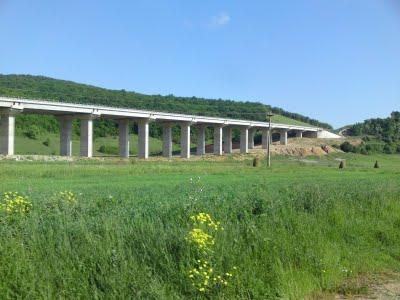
[0,156,400,298]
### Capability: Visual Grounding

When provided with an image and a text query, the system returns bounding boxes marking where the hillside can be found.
[0,74,331,128]
[342,112,400,154]
[0,74,334,154]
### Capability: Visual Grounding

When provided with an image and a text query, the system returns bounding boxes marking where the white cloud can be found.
[210,12,230,27]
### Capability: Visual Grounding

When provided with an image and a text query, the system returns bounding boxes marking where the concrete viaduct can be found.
[0,97,336,158]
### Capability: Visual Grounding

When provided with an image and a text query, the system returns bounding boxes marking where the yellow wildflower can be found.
[0,192,32,214]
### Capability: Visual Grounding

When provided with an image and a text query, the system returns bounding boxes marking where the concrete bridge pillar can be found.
[223,127,232,154]
[118,119,130,158]
[248,128,256,149]
[240,127,249,154]
[279,129,288,146]
[80,116,94,157]
[138,119,149,159]
[261,129,269,149]
[295,131,303,138]
[213,125,223,155]
[309,131,319,138]
[196,125,206,156]
[58,116,73,156]
[181,122,191,159]
[162,123,173,158]
[0,109,18,156]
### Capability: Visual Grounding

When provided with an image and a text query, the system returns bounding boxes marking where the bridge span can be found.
[0,96,338,158]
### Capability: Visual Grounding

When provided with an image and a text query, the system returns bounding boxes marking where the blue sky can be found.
[1,0,399,128]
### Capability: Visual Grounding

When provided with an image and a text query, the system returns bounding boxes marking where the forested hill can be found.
[343,112,400,154]
[347,112,400,140]
[0,74,332,129]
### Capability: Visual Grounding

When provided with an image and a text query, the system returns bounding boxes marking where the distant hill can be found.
[0,74,332,129]
[342,112,400,154]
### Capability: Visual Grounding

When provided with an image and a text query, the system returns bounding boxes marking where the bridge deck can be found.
[0,96,318,131]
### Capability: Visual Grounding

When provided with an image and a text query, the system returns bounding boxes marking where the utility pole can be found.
[267,112,274,167]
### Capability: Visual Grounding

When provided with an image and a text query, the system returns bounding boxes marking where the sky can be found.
[1,0,399,128]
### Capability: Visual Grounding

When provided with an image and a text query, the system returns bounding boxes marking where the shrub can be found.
[383,144,393,154]
[43,138,50,147]
[252,157,260,167]
[98,145,106,153]
[362,136,370,142]
[24,125,41,140]
[98,145,119,155]
[360,147,368,155]
[365,143,384,153]
[340,141,354,153]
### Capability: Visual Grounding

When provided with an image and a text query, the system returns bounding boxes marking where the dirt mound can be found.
[262,144,338,157]
[206,138,342,158]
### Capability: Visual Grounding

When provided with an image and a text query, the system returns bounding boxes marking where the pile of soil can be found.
[268,144,339,157]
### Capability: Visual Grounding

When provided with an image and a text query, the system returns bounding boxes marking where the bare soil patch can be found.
[308,272,400,299]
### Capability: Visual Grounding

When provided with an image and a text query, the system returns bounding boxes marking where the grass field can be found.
[1,153,400,299]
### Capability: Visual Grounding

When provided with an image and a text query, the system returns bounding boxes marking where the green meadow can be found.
[1,153,400,299]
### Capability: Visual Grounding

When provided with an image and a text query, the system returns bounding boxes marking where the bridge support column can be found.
[118,119,130,158]
[58,116,73,156]
[213,125,223,155]
[279,129,288,146]
[248,128,256,149]
[196,125,206,156]
[261,129,269,149]
[80,116,94,157]
[295,131,303,138]
[162,123,173,158]
[223,127,232,154]
[138,119,149,159]
[0,109,18,156]
[181,122,191,159]
[240,127,248,154]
